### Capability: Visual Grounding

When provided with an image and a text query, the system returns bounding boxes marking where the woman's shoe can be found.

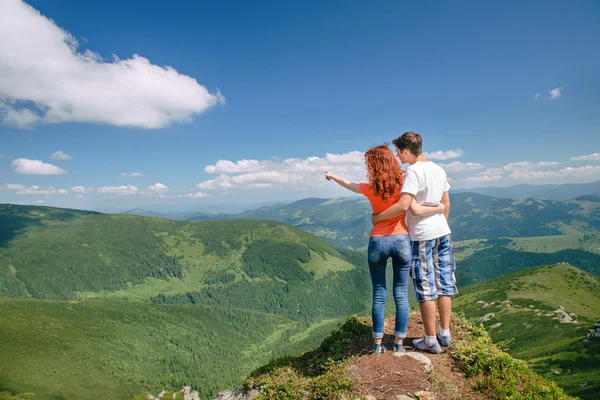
[373,343,386,354]
[393,342,406,353]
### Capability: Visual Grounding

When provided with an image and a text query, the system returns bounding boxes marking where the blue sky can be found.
[1,0,599,212]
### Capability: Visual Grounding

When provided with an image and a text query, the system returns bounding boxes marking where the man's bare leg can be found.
[419,299,437,336]
[438,295,452,330]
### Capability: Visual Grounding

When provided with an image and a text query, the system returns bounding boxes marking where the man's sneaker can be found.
[373,343,386,354]
[412,337,441,354]
[437,332,451,348]
[393,342,406,354]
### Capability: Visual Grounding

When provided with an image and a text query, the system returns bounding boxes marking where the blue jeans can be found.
[367,234,412,339]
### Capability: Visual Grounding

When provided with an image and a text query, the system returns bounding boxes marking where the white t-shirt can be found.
[401,161,451,241]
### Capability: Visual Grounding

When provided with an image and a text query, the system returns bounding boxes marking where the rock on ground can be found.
[393,352,433,372]
[479,313,495,323]
[212,389,260,400]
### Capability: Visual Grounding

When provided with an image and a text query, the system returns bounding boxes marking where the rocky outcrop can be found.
[393,352,433,372]
[212,388,260,400]
[585,320,600,341]
[479,313,495,323]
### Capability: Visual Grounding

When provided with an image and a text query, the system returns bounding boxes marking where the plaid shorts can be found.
[410,234,458,302]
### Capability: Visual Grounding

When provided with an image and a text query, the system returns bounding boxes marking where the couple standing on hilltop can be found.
[325,131,456,354]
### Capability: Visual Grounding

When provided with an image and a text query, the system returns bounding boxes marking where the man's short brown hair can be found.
[392,131,422,156]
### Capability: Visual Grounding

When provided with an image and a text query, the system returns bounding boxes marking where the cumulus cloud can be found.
[571,153,600,161]
[423,149,463,160]
[183,192,207,198]
[198,151,367,191]
[0,0,224,129]
[534,87,562,100]
[205,159,267,174]
[2,184,69,195]
[467,174,503,183]
[97,185,138,195]
[11,158,67,175]
[440,161,484,173]
[49,151,71,160]
[71,186,93,194]
[466,161,562,182]
[148,183,168,194]
[510,165,600,180]
[121,172,143,177]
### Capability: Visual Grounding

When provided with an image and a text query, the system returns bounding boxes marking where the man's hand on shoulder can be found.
[371,212,382,226]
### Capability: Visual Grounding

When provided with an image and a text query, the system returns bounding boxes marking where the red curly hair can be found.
[365,145,403,202]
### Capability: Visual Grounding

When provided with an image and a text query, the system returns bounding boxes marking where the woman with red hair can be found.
[325,145,444,354]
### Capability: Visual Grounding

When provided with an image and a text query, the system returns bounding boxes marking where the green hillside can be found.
[455,263,600,399]
[0,298,346,400]
[0,204,370,316]
[456,246,600,285]
[0,204,374,399]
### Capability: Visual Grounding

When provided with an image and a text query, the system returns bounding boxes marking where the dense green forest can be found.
[456,247,600,285]
[0,298,349,399]
[0,204,373,399]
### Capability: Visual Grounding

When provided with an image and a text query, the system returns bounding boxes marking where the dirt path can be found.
[346,314,488,400]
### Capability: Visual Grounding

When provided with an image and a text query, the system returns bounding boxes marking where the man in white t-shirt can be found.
[372,131,457,354]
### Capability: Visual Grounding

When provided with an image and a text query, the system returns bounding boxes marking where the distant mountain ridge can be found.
[177,192,600,251]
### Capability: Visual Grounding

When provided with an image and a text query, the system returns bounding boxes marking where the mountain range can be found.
[2,199,600,399]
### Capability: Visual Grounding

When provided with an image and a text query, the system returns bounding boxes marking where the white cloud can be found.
[550,87,562,99]
[35,199,44,204]
[423,149,463,160]
[2,183,26,190]
[0,106,40,129]
[198,151,368,191]
[148,183,168,194]
[97,185,138,195]
[534,87,563,100]
[71,186,93,194]
[510,165,600,180]
[183,192,207,198]
[75,194,85,199]
[11,158,67,175]
[467,174,503,183]
[571,153,600,161]
[440,161,484,173]
[196,174,235,189]
[205,159,267,174]
[0,0,224,129]
[121,172,143,177]
[466,161,561,183]
[2,184,68,195]
[49,151,71,160]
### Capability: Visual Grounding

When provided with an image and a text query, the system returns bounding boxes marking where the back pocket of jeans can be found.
[393,238,412,259]
[368,240,383,262]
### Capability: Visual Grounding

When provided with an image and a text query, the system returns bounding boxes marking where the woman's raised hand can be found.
[324,170,334,181]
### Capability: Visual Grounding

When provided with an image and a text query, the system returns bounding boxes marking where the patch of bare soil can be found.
[345,314,487,400]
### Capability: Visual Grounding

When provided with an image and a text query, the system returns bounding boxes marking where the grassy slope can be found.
[455,264,600,399]
[0,205,374,399]
[0,299,348,400]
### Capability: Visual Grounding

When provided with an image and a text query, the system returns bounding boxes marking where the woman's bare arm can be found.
[324,171,361,194]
